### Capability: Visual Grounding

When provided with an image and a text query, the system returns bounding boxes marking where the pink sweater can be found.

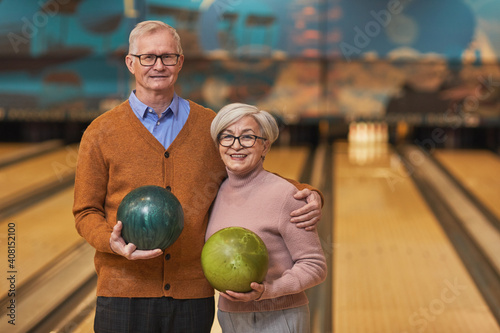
[206,163,327,312]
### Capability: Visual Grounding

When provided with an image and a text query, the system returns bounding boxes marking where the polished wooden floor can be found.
[0,141,499,332]
[0,143,80,300]
[333,142,499,332]
[434,149,500,221]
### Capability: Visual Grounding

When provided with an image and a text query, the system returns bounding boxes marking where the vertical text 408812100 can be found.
[6,222,16,326]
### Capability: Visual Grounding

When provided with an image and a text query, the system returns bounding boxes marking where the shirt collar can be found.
[128,90,180,118]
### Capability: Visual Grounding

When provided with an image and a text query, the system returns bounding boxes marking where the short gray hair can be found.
[128,20,183,55]
[210,103,279,145]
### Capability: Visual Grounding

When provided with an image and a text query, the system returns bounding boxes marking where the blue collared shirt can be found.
[129,91,190,149]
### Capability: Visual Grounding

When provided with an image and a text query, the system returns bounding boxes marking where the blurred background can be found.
[0,0,500,332]
[0,0,498,147]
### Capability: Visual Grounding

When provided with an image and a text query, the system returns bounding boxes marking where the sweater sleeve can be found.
[259,187,327,300]
[73,126,114,254]
[273,173,324,207]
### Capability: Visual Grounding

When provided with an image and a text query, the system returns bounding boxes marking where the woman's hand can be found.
[220,282,265,302]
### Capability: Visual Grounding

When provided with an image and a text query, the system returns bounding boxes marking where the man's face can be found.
[125,29,184,96]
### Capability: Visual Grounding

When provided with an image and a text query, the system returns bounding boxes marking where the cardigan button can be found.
[165,253,171,260]
[164,151,170,158]
[166,186,171,191]
[164,284,170,291]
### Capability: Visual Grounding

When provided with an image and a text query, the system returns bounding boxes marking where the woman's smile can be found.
[219,116,269,176]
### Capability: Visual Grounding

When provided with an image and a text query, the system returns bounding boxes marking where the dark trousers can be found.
[94,296,215,333]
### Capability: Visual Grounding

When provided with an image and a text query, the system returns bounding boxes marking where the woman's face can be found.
[218,116,270,176]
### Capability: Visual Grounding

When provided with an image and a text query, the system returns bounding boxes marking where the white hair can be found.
[128,20,183,55]
[210,103,279,145]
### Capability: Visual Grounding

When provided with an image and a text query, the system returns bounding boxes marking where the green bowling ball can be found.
[201,227,269,293]
[117,185,184,250]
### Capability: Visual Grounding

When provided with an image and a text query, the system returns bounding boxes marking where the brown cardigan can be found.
[73,99,318,299]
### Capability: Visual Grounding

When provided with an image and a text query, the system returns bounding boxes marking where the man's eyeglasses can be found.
[131,54,180,66]
[217,134,267,148]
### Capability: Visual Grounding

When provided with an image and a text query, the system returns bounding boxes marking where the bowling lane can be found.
[0,144,78,213]
[263,145,310,179]
[0,187,84,300]
[332,141,499,332]
[433,149,500,221]
[0,140,63,167]
[0,142,33,156]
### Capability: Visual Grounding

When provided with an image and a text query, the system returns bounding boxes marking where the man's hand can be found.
[110,221,163,260]
[291,189,322,230]
[220,282,265,302]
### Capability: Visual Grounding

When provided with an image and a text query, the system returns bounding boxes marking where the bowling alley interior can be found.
[1,1,500,332]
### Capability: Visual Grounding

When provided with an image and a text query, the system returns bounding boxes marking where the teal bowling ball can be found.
[117,185,184,250]
[201,227,269,293]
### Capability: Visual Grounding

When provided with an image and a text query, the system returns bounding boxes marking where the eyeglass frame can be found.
[217,133,267,148]
[130,53,181,66]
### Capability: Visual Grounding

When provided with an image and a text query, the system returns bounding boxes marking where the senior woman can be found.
[206,103,327,333]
